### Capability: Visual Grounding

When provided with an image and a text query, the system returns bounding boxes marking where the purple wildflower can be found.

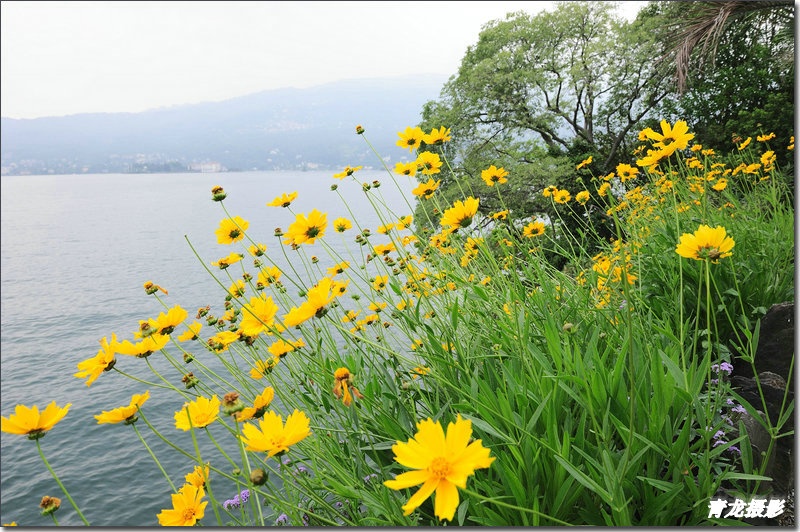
[239,489,250,503]
[363,473,379,484]
[275,513,290,526]
[732,404,746,414]
[713,430,726,440]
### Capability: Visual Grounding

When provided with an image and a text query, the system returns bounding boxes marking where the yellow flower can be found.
[372,275,388,292]
[553,189,571,204]
[211,252,243,270]
[575,190,590,205]
[215,216,249,245]
[266,191,298,207]
[250,358,279,379]
[412,179,440,199]
[440,197,479,230]
[675,225,735,262]
[1,402,71,438]
[396,215,413,230]
[177,322,202,342]
[523,221,546,238]
[239,409,311,457]
[156,484,207,526]
[174,396,221,431]
[184,464,210,489]
[737,137,752,151]
[377,223,395,234]
[481,165,508,186]
[616,163,639,182]
[239,295,280,337]
[641,119,694,157]
[333,217,352,232]
[422,126,451,146]
[283,277,336,327]
[249,243,267,257]
[636,148,666,168]
[95,391,150,425]
[542,185,558,197]
[383,415,495,521]
[267,338,305,358]
[74,334,119,386]
[116,333,169,358]
[490,210,509,220]
[396,126,425,152]
[332,367,364,406]
[757,132,775,142]
[576,156,592,170]
[235,387,275,422]
[284,209,327,246]
[788,136,794,150]
[394,161,418,176]
[257,266,282,287]
[711,178,728,191]
[153,305,189,335]
[416,152,443,175]
[327,261,350,276]
[333,165,363,179]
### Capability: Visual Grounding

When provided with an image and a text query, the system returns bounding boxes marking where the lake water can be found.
[0,170,416,526]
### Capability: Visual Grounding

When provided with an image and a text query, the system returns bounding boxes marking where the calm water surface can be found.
[0,170,415,526]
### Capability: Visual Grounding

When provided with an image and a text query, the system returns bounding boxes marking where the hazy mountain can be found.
[0,74,448,175]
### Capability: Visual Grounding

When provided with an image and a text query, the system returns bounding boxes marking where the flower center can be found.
[306,227,320,238]
[229,229,241,239]
[429,457,452,480]
[181,508,196,523]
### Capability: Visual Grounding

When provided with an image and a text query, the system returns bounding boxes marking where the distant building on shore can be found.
[188,161,224,173]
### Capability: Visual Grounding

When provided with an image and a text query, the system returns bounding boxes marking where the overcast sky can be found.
[1,1,647,119]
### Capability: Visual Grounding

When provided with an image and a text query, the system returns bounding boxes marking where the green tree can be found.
[655,1,794,171]
[414,2,671,264]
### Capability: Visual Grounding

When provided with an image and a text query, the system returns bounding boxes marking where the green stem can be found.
[132,421,177,492]
[35,439,90,525]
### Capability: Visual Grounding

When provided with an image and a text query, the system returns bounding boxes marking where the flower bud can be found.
[196,306,210,318]
[211,185,227,201]
[39,496,61,516]
[250,468,268,485]
[222,392,244,415]
[330,184,338,191]
[274,227,284,237]
[355,125,365,135]
[182,373,199,389]
[562,322,576,333]
[183,353,194,363]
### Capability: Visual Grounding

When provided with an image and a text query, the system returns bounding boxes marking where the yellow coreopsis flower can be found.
[576,156,592,170]
[332,367,364,406]
[416,152,443,176]
[257,266,282,287]
[641,119,695,157]
[156,484,207,526]
[184,464,210,489]
[481,165,508,186]
[332,217,352,232]
[154,305,188,335]
[95,391,150,425]
[74,334,119,386]
[675,224,735,262]
[266,191,298,207]
[283,209,327,246]
[372,275,388,291]
[268,338,305,358]
[250,357,279,379]
[249,243,267,257]
[553,189,571,204]
[394,161,418,176]
[215,216,249,245]
[174,396,221,431]
[116,333,169,358]
[1,402,71,438]
[383,415,495,521]
[523,221,546,238]
[239,295,280,337]
[327,261,350,276]
[423,126,452,146]
[235,387,275,422]
[333,165,363,179]
[616,163,639,182]
[440,197,479,230]
[239,409,311,457]
[412,179,440,199]
[397,126,425,152]
[575,190,590,205]
[737,137,752,151]
[177,322,203,342]
[211,252,244,270]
